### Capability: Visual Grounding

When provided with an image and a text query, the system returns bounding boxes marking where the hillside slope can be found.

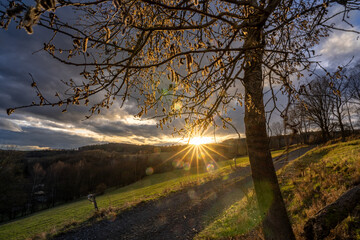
[0,146,308,240]
[51,147,312,240]
[196,139,360,239]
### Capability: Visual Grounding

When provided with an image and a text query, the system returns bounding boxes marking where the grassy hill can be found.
[0,146,303,240]
[196,139,360,239]
[0,150,255,240]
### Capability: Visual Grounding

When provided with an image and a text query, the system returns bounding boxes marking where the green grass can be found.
[0,146,300,240]
[195,191,261,240]
[0,152,252,240]
[196,140,360,239]
[281,140,360,239]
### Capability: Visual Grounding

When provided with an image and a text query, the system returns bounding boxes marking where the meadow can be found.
[196,139,360,239]
[0,146,305,240]
[0,150,253,240]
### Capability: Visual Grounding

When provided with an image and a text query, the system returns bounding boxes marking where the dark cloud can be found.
[0,127,100,149]
[0,22,246,149]
[0,6,359,149]
[0,26,82,115]
[85,122,158,138]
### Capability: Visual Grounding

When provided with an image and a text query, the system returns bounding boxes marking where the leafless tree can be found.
[301,77,334,142]
[270,121,283,148]
[348,61,360,126]
[329,70,351,141]
[286,102,310,144]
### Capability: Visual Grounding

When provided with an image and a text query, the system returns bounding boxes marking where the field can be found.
[196,139,360,239]
[0,146,302,240]
[0,150,255,240]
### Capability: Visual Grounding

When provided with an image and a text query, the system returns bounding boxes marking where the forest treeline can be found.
[270,63,360,146]
[0,142,238,222]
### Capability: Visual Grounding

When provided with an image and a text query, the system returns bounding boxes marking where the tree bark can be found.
[243,27,295,240]
[345,101,354,133]
[335,100,345,141]
[303,184,360,240]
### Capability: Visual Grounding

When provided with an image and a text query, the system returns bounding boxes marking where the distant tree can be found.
[95,183,107,195]
[286,102,310,144]
[301,77,334,142]
[29,162,46,212]
[0,151,27,220]
[47,162,61,207]
[348,63,360,104]
[30,163,45,190]
[1,0,359,238]
[348,62,360,126]
[271,121,283,137]
[329,71,350,141]
[271,121,283,148]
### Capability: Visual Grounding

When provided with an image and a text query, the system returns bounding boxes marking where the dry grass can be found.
[197,140,360,239]
[279,140,360,239]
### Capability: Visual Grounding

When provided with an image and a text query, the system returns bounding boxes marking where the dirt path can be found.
[53,146,314,240]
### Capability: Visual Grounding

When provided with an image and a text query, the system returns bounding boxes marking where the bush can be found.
[95,183,107,195]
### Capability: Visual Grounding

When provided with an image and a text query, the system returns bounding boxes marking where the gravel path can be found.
[53,146,314,240]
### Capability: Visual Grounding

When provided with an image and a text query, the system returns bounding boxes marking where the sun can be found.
[189,136,214,146]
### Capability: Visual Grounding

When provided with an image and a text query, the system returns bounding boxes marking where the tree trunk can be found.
[243,28,295,240]
[320,124,329,143]
[335,101,345,141]
[345,101,354,133]
[338,117,345,142]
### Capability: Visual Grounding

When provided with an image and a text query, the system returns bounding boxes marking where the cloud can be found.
[315,5,360,69]
[0,118,22,132]
[2,5,358,150]
[0,144,50,151]
[0,127,100,149]
[0,17,249,149]
[320,32,360,60]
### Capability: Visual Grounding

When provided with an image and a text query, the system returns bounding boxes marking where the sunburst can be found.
[152,133,230,176]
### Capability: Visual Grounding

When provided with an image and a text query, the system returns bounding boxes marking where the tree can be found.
[47,161,65,206]
[29,162,46,212]
[301,77,334,142]
[0,150,27,220]
[289,68,356,143]
[286,102,310,144]
[270,121,283,148]
[348,62,360,105]
[1,0,359,239]
[330,71,350,141]
[348,61,360,127]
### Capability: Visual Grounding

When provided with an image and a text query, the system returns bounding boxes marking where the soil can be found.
[53,146,314,240]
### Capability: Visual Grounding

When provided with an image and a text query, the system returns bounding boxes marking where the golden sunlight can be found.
[189,136,214,146]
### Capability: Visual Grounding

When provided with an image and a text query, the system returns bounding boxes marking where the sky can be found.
[0,4,359,150]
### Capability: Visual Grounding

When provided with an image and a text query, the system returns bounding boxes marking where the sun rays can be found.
[155,137,230,176]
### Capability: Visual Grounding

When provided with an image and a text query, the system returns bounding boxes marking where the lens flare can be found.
[183,162,191,171]
[206,163,215,172]
[146,167,154,175]
[172,159,183,168]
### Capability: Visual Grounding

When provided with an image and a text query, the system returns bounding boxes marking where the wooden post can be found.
[87,194,98,211]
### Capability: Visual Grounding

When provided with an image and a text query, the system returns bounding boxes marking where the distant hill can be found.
[78,142,183,154]
[0,139,242,224]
